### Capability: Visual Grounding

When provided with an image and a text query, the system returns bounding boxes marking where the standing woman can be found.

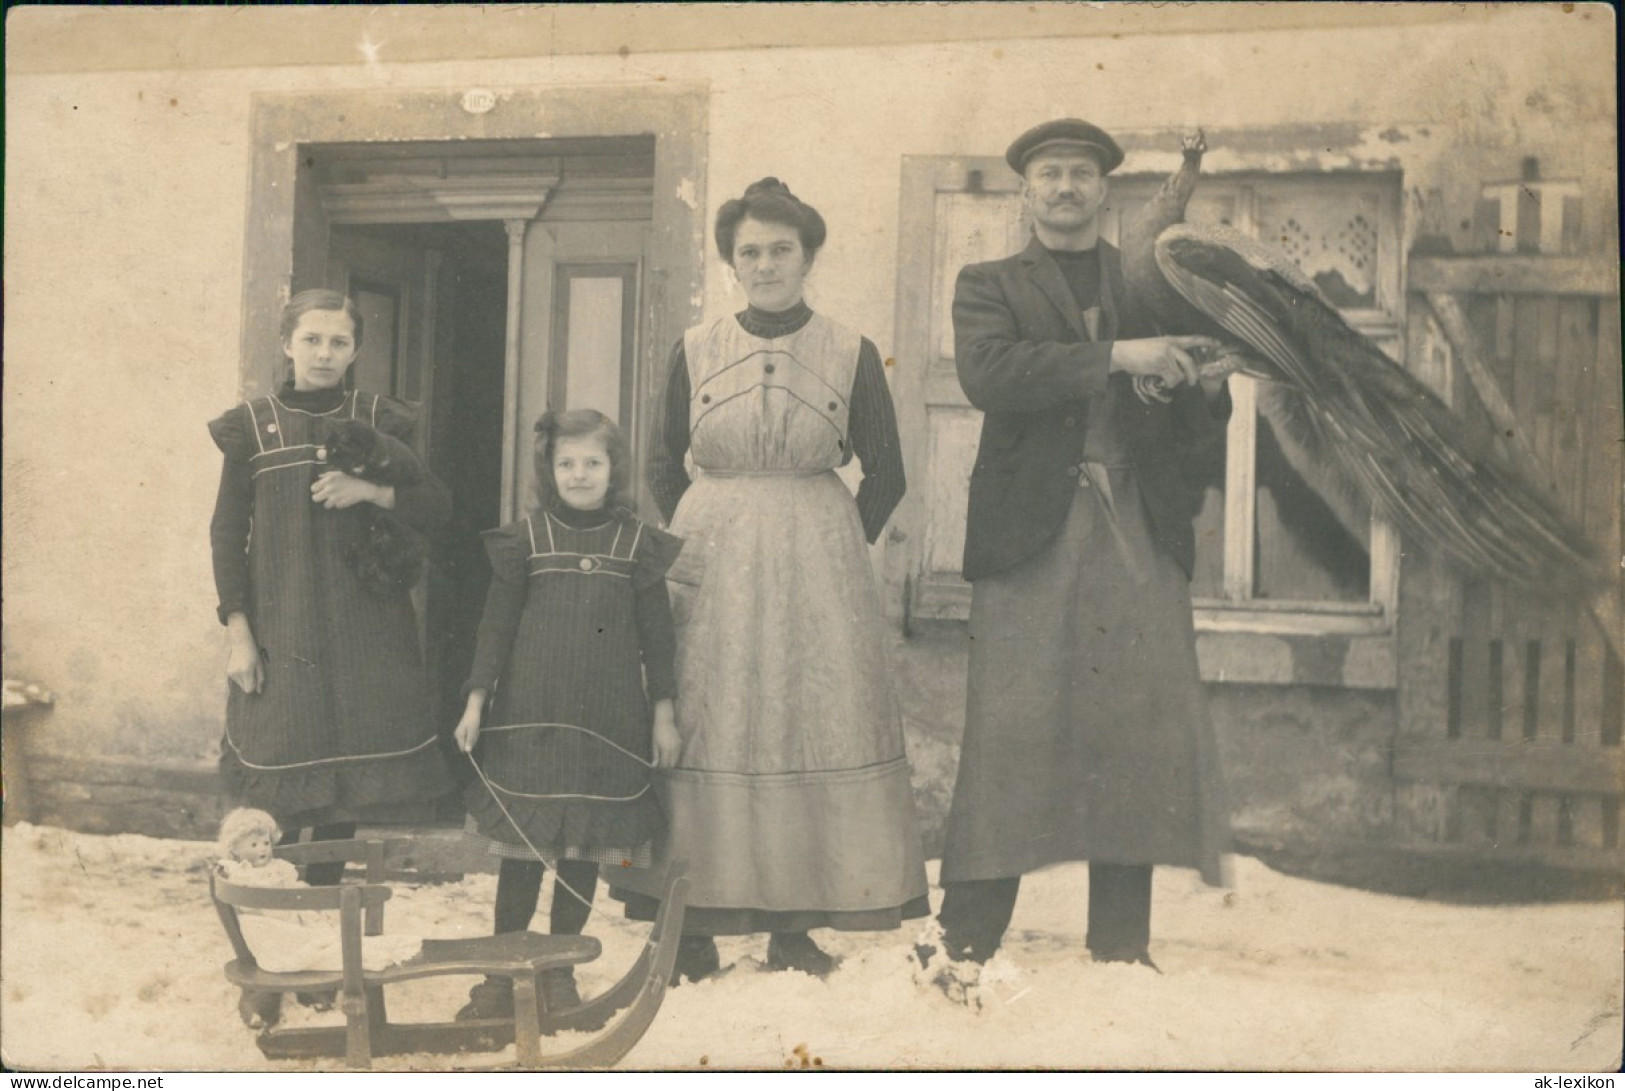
[620,178,929,979]
[208,290,455,881]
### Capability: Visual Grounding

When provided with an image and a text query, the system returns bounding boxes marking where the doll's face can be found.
[232,830,275,867]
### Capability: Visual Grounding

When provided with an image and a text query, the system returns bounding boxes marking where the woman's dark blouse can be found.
[210,382,452,624]
[648,301,906,543]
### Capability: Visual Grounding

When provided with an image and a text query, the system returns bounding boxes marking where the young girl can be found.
[208,291,455,884]
[453,409,681,1022]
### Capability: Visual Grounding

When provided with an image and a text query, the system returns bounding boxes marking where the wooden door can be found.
[888,157,1025,624]
[511,220,651,519]
[326,229,441,453]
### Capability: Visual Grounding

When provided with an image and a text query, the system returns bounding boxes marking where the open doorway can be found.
[295,137,658,775]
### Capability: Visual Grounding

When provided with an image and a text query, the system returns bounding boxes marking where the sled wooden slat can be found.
[211,838,688,1069]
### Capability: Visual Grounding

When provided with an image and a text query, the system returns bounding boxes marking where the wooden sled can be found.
[211,837,688,1069]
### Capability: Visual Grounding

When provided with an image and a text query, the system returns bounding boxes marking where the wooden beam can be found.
[1423,292,1550,480]
[500,218,528,524]
[320,175,557,225]
[1383,837,1625,875]
[1394,738,1625,795]
[1223,376,1259,603]
[1409,255,1618,296]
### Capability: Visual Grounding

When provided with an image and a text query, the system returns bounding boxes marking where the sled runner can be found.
[210,837,688,1069]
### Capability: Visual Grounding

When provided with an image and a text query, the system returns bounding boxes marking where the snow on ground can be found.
[0,823,1619,1072]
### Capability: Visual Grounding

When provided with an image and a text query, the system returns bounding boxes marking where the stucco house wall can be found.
[4,6,1615,851]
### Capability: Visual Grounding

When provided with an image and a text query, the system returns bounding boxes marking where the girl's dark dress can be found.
[462,501,681,864]
[208,383,455,826]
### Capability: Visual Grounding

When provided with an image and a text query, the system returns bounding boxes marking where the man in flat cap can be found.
[925,119,1232,980]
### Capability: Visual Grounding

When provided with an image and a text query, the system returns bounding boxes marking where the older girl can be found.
[208,290,454,881]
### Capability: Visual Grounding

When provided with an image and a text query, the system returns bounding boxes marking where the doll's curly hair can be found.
[217,807,280,859]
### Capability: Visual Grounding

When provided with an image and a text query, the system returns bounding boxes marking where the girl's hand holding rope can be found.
[651,699,681,768]
[454,690,486,753]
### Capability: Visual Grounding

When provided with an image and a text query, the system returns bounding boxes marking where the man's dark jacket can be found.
[953,235,1228,583]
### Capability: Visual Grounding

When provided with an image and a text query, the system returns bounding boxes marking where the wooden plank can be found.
[1223,376,1259,603]
[1560,195,1585,254]
[1425,293,1548,486]
[1484,584,1508,742]
[886,156,939,622]
[1578,300,1625,668]
[1454,785,1498,847]
[1446,635,1464,739]
[1528,793,1562,847]
[1604,650,1625,748]
[1496,789,1526,846]
[1489,294,1518,404]
[1569,795,1605,849]
[1499,588,1528,746]
[1574,634,1609,746]
[1555,298,1596,519]
[1457,580,1492,740]
[1387,837,1625,874]
[1393,737,1625,795]
[1515,184,1542,254]
[1580,297,1623,548]
[1537,628,1572,750]
[1469,196,1502,255]
[1533,295,1564,483]
[1408,255,1619,296]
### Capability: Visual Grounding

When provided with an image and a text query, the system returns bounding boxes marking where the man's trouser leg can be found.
[1085,862,1152,960]
[937,876,1021,964]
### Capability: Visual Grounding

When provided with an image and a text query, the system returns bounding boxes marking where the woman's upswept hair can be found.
[532,408,632,513]
[279,289,365,349]
[714,177,827,264]
[217,807,280,858]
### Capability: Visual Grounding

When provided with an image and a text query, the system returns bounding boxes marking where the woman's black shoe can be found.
[670,935,721,986]
[765,931,837,978]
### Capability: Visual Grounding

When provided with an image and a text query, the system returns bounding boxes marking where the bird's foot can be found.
[1181,127,1208,157]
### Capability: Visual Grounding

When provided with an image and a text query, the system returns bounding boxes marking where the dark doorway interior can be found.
[331,220,509,797]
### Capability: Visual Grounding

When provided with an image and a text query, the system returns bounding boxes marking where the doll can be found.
[216,809,422,979]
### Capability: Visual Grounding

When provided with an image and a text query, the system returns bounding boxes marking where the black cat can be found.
[322,420,428,595]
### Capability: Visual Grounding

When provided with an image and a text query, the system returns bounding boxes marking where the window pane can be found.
[563,276,626,423]
[1252,408,1372,601]
[1256,189,1383,310]
[351,286,399,396]
[1189,481,1227,600]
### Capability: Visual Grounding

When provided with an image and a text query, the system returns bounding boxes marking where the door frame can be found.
[238,83,707,471]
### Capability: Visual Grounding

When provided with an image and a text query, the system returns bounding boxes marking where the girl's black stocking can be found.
[494,858,546,934]
[549,859,600,936]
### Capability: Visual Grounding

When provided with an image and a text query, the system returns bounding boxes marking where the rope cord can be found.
[462,720,658,926]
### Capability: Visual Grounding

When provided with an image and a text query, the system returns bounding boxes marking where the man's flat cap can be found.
[1006,119,1125,175]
